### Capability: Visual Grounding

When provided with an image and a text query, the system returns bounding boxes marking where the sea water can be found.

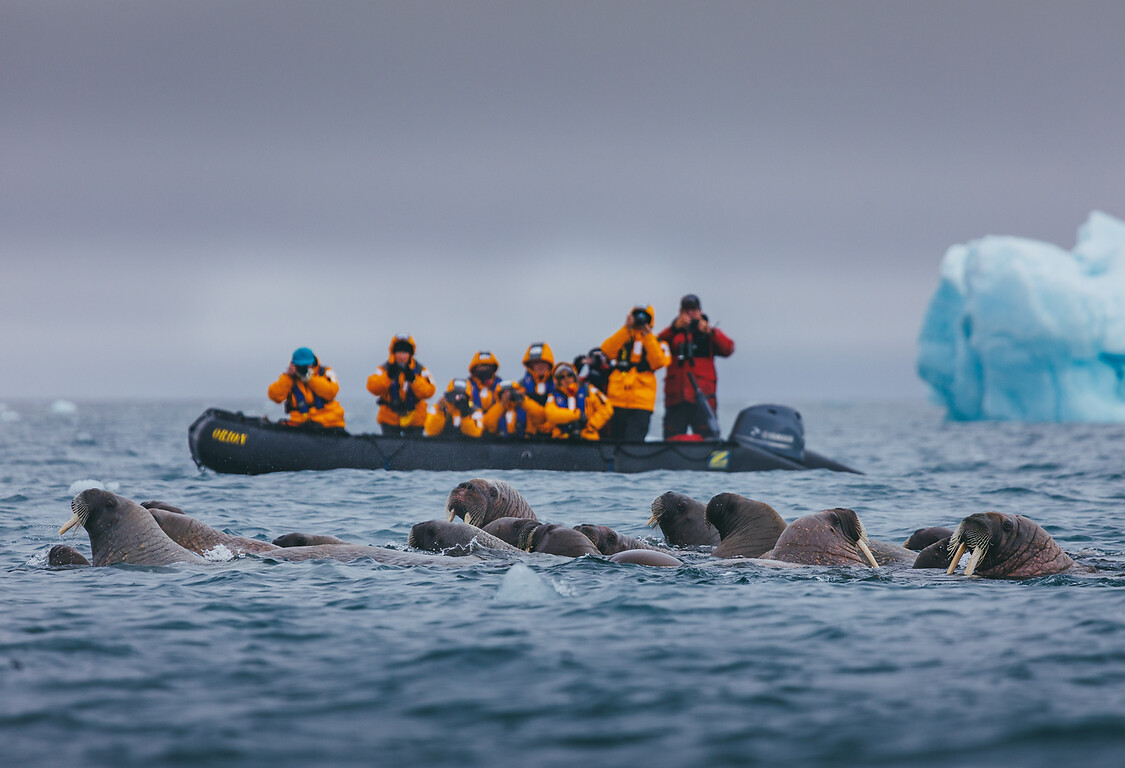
[2,400,1125,767]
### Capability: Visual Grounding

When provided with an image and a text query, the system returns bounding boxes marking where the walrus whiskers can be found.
[646,498,665,529]
[58,495,89,536]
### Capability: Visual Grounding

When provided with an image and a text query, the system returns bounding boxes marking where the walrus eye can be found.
[1002,520,1014,532]
[676,502,684,511]
[105,496,116,508]
[489,487,498,498]
[828,512,841,527]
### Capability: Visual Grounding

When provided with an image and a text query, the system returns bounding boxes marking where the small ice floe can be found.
[66,479,119,495]
[495,563,563,604]
[0,404,18,422]
[202,544,235,562]
[50,400,78,415]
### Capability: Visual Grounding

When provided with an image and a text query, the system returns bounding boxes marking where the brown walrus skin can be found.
[272,532,349,548]
[573,524,667,555]
[408,519,522,556]
[60,489,206,566]
[141,501,280,555]
[647,491,719,547]
[446,479,537,528]
[482,517,543,546]
[911,537,954,570]
[945,512,1074,579]
[903,526,954,551]
[609,549,683,567]
[261,543,474,566]
[706,493,788,559]
[761,508,879,567]
[48,544,91,567]
[516,523,601,558]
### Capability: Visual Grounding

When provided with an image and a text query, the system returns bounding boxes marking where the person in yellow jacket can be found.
[544,362,613,440]
[267,347,346,429]
[366,334,436,436]
[518,342,557,436]
[424,378,484,438]
[599,304,669,441]
[483,380,545,439]
[465,350,502,413]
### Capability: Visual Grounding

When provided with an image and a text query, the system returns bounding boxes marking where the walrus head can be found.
[647,491,717,547]
[946,512,1073,578]
[574,524,619,554]
[59,488,113,536]
[446,479,494,522]
[770,508,880,568]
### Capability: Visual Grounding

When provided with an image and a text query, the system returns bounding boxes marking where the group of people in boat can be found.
[267,294,735,442]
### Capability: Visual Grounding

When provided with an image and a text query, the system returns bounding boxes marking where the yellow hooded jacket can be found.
[483,382,547,437]
[544,363,613,440]
[466,350,501,413]
[267,360,346,429]
[599,305,669,412]
[424,379,484,438]
[366,335,436,428]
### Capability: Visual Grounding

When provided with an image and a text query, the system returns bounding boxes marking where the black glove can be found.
[385,363,401,379]
[401,366,416,383]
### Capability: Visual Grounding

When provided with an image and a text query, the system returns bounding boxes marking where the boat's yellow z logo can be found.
[707,450,729,470]
[211,428,247,446]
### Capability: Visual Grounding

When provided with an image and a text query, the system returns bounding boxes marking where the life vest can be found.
[520,371,555,406]
[469,377,497,411]
[380,361,425,415]
[613,339,654,373]
[497,406,529,437]
[286,368,327,414]
[550,386,589,436]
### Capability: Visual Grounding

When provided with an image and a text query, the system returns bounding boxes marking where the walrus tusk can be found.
[946,542,967,575]
[58,513,81,536]
[446,509,456,522]
[857,538,879,568]
[964,546,986,577]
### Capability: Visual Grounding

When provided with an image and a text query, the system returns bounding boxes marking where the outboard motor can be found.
[729,405,805,463]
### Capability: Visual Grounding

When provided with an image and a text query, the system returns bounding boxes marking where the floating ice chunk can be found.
[67,479,119,495]
[50,400,78,415]
[202,544,235,562]
[495,563,562,603]
[918,211,1125,421]
[0,404,18,422]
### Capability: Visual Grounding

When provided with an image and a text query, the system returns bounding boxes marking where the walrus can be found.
[48,544,91,567]
[911,537,954,570]
[705,493,788,559]
[408,520,522,556]
[140,501,280,555]
[761,508,880,568]
[647,491,719,547]
[260,543,474,566]
[903,526,954,551]
[516,523,600,558]
[446,479,538,528]
[272,532,349,547]
[60,489,206,566]
[482,516,543,546]
[573,524,667,555]
[609,549,683,567]
[945,512,1074,578]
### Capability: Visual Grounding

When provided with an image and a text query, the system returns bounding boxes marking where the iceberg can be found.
[918,211,1125,421]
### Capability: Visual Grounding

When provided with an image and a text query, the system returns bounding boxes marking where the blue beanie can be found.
[291,347,316,367]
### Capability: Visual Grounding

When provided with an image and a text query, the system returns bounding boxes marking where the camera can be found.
[444,391,471,415]
[631,308,652,327]
[293,364,310,377]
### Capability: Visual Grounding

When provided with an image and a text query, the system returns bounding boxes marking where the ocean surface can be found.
[3,398,1125,767]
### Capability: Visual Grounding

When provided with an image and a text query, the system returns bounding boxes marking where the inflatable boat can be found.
[188,405,860,475]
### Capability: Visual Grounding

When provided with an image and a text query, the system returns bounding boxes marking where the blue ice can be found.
[918,211,1125,421]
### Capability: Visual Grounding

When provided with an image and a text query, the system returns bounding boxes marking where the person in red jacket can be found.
[657,294,735,439]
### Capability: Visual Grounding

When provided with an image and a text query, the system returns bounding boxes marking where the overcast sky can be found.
[2,1,1123,411]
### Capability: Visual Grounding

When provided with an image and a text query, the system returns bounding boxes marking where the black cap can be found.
[680,294,701,311]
